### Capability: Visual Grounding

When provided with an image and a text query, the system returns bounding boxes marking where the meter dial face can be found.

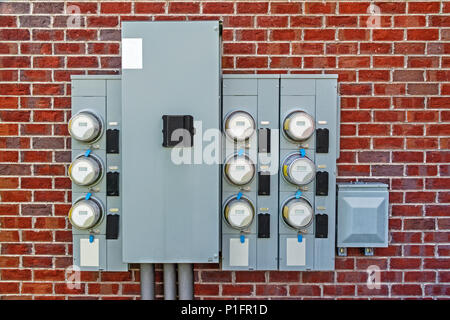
[69,198,103,230]
[68,111,103,142]
[224,154,255,186]
[224,111,255,141]
[68,155,103,186]
[283,111,315,141]
[224,196,255,230]
[282,154,316,186]
[282,198,313,230]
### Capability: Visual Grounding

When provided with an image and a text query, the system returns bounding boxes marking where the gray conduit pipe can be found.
[178,263,194,300]
[163,263,177,300]
[140,263,155,300]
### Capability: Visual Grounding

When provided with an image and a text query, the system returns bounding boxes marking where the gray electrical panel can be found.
[221,75,279,270]
[221,74,339,271]
[70,75,127,271]
[337,183,389,254]
[278,75,339,271]
[67,21,364,273]
[121,21,221,263]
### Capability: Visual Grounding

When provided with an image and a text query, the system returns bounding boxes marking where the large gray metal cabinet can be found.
[121,21,221,263]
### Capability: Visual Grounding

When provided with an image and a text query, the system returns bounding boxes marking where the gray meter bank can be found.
[68,22,389,279]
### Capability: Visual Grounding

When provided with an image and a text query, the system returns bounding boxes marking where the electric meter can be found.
[68,197,104,230]
[283,111,315,141]
[282,153,316,186]
[282,197,313,230]
[224,111,255,141]
[68,111,103,142]
[68,155,103,186]
[224,154,255,186]
[224,196,255,230]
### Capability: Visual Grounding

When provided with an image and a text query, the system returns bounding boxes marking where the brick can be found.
[290,16,322,27]
[393,70,424,82]
[19,15,51,27]
[339,56,370,68]
[0,2,30,14]
[304,57,336,68]
[258,43,290,55]
[195,284,219,296]
[202,2,234,14]
[257,16,288,28]
[327,43,358,55]
[270,57,301,69]
[222,285,253,296]
[235,29,267,41]
[256,284,287,296]
[408,2,441,14]
[271,2,301,14]
[33,2,64,14]
[307,2,336,14]
[236,57,267,69]
[168,2,199,14]
[373,29,404,41]
[101,2,131,14]
[408,29,439,41]
[340,84,372,95]
[223,16,253,28]
[372,165,404,176]
[135,2,166,14]
[87,16,118,28]
[236,2,268,14]
[304,29,335,41]
[407,84,439,95]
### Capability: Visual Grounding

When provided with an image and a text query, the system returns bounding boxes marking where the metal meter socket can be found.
[224,111,255,141]
[69,197,104,230]
[68,110,103,142]
[283,111,315,141]
[282,198,313,230]
[282,154,316,186]
[224,196,255,230]
[69,155,103,186]
[224,154,255,186]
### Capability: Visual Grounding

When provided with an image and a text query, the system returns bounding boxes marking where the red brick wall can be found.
[0,0,449,299]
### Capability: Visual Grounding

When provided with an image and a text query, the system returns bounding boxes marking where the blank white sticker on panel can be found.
[122,38,143,70]
[80,239,99,267]
[286,238,306,266]
[229,238,249,267]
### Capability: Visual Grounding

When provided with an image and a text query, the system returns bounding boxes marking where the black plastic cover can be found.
[316,171,329,196]
[258,171,270,196]
[106,214,120,240]
[315,214,328,238]
[107,172,119,196]
[258,213,270,238]
[162,115,194,147]
[258,128,271,153]
[106,129,120,154]
[316,128,329,153]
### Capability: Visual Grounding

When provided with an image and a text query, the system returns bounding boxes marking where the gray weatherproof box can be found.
[337,183,389,248]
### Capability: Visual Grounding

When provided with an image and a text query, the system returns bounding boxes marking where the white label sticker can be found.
[122,38,143,69]
[230,238,249,267]
[286,238,306,266]
[80,238,99,267]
